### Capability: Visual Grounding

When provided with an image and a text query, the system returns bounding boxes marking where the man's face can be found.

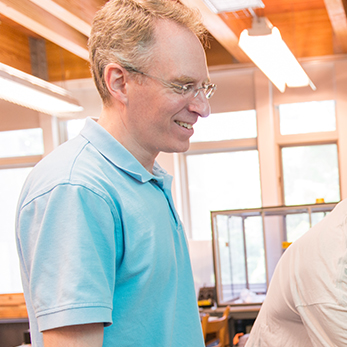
[126,19,211,160]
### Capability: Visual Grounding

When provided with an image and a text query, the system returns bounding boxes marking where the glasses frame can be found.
[126,67,216,99]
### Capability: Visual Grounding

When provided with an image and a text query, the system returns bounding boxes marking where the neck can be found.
[97,107,157,173]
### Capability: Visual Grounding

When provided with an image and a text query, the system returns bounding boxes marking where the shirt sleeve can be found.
[17,183,117,332]
[298,302,347,346]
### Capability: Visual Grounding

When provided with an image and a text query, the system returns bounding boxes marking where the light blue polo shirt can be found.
[16,118,204,347]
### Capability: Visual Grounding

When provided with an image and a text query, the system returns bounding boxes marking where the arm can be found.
[18,186,116,340]
[43,323,104,347]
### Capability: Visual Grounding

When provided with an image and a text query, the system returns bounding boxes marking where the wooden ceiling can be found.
[0,0,347,83]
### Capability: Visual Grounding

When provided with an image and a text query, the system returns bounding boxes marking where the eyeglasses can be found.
[127,67,216,99]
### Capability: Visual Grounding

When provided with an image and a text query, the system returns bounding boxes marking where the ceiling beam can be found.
[341,0,347,14]
[0,0,89,60]
[28,0,91,36]
[180,0,250,63]
[324,0,347,52]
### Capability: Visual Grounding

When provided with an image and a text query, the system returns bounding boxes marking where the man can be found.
[246,199,347,346]
[15,1,216,346]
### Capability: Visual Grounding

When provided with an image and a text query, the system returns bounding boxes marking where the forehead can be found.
[150,20,209,82]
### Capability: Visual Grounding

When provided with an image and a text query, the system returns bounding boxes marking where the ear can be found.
[104,63,128,104]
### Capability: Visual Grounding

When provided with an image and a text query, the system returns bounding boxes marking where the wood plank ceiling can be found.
[0,0,347,83]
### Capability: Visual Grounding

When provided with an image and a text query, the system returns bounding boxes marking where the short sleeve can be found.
[298,302,347,346]
[17,183,117,331]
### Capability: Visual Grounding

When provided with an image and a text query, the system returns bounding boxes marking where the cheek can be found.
[154,98,187,121]
[136,92,187,129]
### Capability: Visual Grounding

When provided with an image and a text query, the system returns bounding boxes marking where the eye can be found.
[181,83,195,94]
[170,82,194,95]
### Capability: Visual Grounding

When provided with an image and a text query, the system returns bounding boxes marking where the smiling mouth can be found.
[175,120,193,129]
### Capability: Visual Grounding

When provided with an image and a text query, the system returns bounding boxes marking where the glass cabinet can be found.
[210,202,337,306]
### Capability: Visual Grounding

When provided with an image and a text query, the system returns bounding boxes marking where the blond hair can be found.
[88,0,208,105]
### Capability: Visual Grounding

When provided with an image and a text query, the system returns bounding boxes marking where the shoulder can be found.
[18,136,121,212]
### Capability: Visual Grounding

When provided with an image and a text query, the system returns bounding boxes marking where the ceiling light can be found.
[238,17,315,93]
[203,0,264,13]
[0,63,83,116]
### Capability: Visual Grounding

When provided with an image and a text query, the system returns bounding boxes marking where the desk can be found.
[0,318,29,347]
[201,305,261,346]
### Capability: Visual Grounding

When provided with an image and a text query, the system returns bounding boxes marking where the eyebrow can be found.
[173,75,211,85]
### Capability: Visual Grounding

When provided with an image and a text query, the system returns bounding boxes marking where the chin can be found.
[163,141,190,154]
[176,140,191,153]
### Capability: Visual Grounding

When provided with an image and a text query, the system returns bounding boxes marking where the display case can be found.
[210,202,337,306]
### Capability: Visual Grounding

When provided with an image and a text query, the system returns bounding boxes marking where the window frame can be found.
[0,132,43,298]
[0,116,58,315]
[0,155,42,169]
[179,136,258,240]
[274,102,341,206]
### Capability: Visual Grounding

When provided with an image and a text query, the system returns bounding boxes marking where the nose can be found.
[188,90,211,118]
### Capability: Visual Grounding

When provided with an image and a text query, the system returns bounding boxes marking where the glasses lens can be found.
[191,84,216,99]
[205,84,216,99]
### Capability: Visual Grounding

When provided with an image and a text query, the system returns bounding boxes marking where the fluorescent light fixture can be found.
[0,62,83,116]
[203,0,264,13]
[238,17,315,93]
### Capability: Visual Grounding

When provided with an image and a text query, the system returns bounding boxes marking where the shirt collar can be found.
[80,118,171,187]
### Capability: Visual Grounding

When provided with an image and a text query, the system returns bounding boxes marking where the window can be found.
[0,128,44,157]
[0,128,43,294]
[66,118,86,140]
[190,110,257,142]
[281,144,340,205]
[277,100,340,206]
[276,99,340,242]
[183,110,261,241]
[285,213,310,243]
[186,150,261,240]
[279,100,336,135]
[285,210,331,243]
[0,167,33,293]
